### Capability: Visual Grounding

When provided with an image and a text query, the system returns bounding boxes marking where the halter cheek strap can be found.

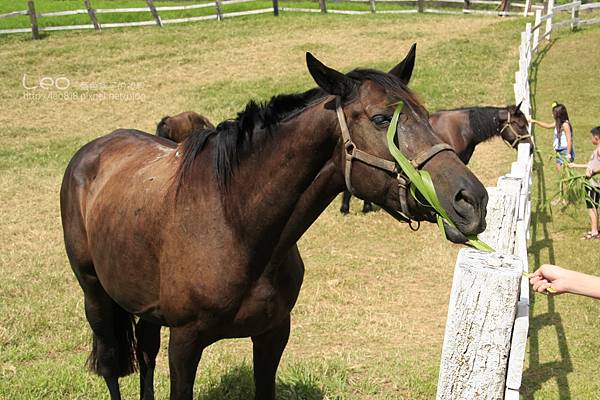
[500,113,532,148]
[335,96,454,225]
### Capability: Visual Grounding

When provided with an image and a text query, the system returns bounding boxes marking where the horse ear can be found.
[516,101,523,113]
[388,43,416,85]
[306,52,355,98]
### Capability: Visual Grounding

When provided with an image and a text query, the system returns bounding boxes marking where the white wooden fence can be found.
[0,0,543,39]
[436,143,533,400]
[436,3,600,399]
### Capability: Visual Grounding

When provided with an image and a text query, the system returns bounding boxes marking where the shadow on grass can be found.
[199,364,325,400]
[522,38,573,400]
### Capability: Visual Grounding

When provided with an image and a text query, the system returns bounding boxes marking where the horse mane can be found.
[173,68,425,193]
[174,87,327,192]
[432,106,505,143]
[467,107,506,143]
[347,69,427,120]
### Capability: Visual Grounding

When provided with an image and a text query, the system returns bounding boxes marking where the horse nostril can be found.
[454,189,476,219]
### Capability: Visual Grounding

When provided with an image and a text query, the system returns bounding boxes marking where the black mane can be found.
[461,106,504,143]
[175,87,327,191]
[174,69,425,192]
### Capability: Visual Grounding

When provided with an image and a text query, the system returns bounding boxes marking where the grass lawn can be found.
[0,9,598,399]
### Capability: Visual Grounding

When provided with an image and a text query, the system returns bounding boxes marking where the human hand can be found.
[567,153,572,162]
[586,167,593,178]
[529,264,572,295]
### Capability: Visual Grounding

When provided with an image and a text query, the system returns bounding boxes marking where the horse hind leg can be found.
[83,276,137,400]
[135,320,161,400]
[252,315,291,400]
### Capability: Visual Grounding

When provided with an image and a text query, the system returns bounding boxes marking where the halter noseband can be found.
[500,112,532,148]
[335,96,454,228]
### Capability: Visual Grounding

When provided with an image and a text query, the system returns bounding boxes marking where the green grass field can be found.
[1,9,599,399]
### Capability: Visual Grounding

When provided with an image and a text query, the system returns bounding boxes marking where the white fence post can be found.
[533,9,541,51]
[546,0,555,41]
[571,0,580,30]
[436,250,523,400]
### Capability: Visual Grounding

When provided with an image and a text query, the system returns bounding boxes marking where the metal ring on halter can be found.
[409,220,420,231]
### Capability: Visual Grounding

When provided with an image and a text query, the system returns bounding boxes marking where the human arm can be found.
[529,118,555,129]
[585,149,600,177]
[568,163,588,168]
[530,264,600,299]
[563,122,573,160]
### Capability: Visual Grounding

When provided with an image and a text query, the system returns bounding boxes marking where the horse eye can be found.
[371,114,391,127]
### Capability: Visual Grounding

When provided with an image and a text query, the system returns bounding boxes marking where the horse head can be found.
[501,102,534,152]
[306,49,488,243]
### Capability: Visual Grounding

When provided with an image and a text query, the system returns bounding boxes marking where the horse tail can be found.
[86,304,138,377]
[156,116,171,138]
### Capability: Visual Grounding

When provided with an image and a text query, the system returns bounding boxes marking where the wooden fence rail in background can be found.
[1,0,555,39]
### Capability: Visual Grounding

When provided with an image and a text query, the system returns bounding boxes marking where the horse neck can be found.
[224,102,340,259]
[467,107,505,146]
[270,159,344,264]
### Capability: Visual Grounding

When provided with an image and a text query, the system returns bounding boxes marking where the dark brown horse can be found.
[341,102,532,214]
[156,111,214,143]
[60,51,488,400]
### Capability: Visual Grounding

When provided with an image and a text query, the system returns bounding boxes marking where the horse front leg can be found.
[340,190,352,214]
[251,315,291,400]
[168,326,204,400]
[135,320,161,400]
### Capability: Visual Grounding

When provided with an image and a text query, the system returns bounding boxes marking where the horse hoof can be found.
[340,207,349,215]
[362,203,373,213]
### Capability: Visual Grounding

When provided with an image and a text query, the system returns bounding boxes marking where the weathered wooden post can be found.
[436,250,523,400]
[571,0,580,31]
[523,0,531,16]
[319,0,328,13]
[546,0,554,41]
[215,0,223,20]
[532,9,541,51]
[499,0,511,16]
[369,0,376,13]
[146,0,163,26]
[417,0,424,12]
[84,0,101,30]
[504,144,533,400]
[273,0,279,16]
[27,0,39,40]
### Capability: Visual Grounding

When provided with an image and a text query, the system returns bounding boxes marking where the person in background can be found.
[530,102,575,170]
[568,126,600,239]
[530,264,600,299]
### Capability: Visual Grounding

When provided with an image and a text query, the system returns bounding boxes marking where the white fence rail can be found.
[437,2,600,399]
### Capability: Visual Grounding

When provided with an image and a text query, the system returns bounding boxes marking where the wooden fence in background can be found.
[436,2,600,399]
[0,0,544,39]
